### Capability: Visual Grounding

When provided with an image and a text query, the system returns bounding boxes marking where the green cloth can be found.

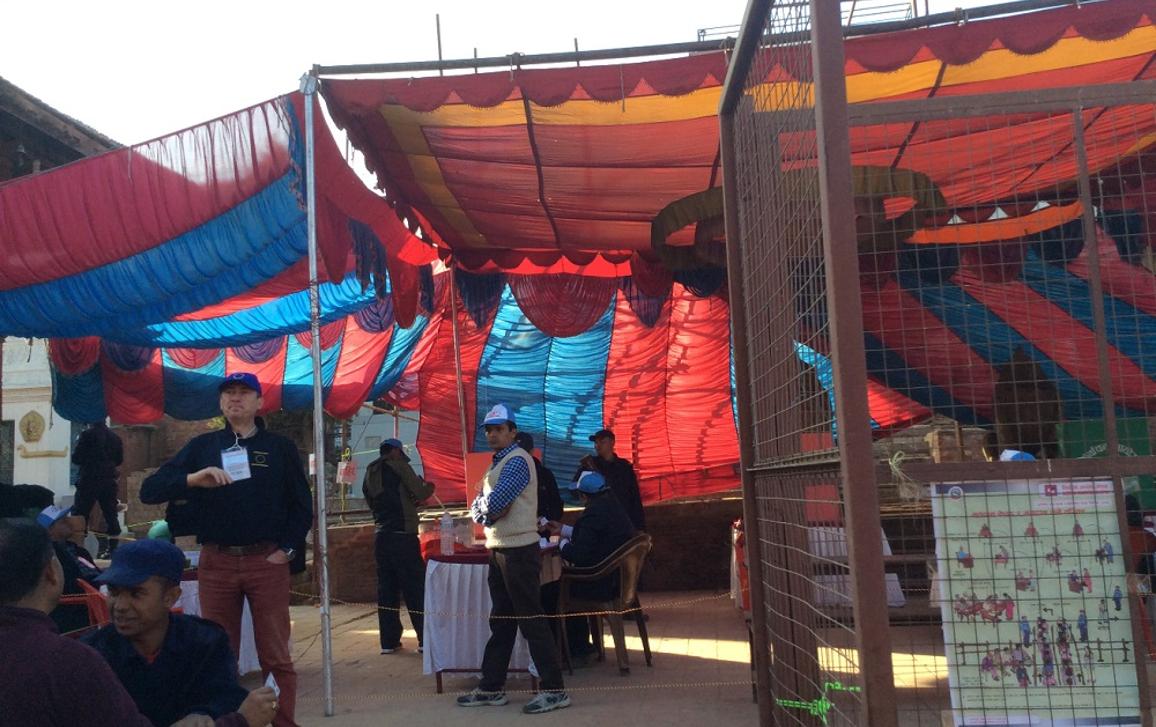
[1059,419,1154,508]
[147,520,172,541]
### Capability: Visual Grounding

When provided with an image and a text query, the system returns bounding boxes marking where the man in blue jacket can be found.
[141,372,312,726]
[83,539,277,727]
[546,472,636,661]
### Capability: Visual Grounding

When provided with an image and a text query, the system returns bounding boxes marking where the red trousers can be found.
[199,546,297,727]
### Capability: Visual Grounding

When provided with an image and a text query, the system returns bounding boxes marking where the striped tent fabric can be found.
[21,0,1156,501]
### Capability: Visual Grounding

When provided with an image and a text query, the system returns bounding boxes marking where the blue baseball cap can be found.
[380,438,410,461]
[96,539,185,587]
[570,471,608,495]
[219,372,262,396]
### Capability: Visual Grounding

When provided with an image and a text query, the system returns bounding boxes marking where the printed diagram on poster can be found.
[931,479,1141,726]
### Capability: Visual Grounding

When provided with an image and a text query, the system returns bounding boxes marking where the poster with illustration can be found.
[931,479,1141,725]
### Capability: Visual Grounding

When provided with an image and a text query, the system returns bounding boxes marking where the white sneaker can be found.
[523,691,571,714]
[380,646,399,654]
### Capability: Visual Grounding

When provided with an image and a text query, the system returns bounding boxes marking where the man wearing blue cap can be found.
[362,438,435,654]
[37,506,101,635]
[83,539,277,727]
[141,372,312,726]
[545,472,636,661]
[458,404,570,714]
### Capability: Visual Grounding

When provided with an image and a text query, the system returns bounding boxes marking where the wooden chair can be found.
[556,533,653,675]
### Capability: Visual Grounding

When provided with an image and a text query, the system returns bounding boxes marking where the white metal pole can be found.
[299,72,335,717]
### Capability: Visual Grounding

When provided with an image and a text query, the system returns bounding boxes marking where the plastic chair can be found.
[57,580,110,628]
[556,533,653,675]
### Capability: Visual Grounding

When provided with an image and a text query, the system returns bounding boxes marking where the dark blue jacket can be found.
[140,424,313,550]
[560,492,636,601]
[83,614,247,726]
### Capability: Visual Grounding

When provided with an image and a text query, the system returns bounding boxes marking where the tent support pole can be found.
[313,0,1081,77]
[300,72,335,718]
[448,267,471,489]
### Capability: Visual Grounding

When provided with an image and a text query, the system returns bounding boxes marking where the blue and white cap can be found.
[482,404,515,427]
[569,471,608,494]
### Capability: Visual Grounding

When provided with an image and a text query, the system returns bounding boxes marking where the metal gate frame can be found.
[721,2,898,724]
[721,2,1155,724]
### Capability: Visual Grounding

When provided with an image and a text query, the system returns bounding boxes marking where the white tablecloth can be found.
[728,525,907,608]
[178,581,262,675]
[422,558,536,678]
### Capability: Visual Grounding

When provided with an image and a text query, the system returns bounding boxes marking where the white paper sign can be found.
[264,672,280,697]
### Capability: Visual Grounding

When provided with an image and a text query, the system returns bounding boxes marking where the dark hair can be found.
[515,432,534,451]
[0,519,54,605]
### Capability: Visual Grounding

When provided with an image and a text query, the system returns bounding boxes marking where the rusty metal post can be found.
[810,2,899,724]
[1072,109,1153,722]
[720,108,774,727]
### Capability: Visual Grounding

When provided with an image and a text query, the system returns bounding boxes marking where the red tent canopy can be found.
[321,0,1156,276]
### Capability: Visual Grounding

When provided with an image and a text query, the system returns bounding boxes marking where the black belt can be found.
[209,542,275,556]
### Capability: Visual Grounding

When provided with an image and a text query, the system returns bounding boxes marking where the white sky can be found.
[2,0,988,146]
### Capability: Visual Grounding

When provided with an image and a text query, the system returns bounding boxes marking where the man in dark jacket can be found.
[363,438,435,653]
[515,431,565,641]
[83,539,276,727]
[575,429,645,532]
[515,431,563,522]
[141,372,313,727]
[546,471,636,660]
[71,420,124,556]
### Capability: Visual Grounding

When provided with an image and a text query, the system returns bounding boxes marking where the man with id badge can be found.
[141,372,313,727]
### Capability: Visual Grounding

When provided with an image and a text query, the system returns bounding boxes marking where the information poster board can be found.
[931,479,1141,725]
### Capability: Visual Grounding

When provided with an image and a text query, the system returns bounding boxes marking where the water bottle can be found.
[440,512,454,556]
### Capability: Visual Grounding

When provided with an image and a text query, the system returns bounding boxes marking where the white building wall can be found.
[344,408,422,497]
[2,338,78,502]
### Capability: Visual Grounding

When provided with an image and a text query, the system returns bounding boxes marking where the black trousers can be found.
[72,478,121,536]
[374,530,426,649]
[480,543,564,692]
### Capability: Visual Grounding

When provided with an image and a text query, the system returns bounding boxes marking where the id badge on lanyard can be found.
[221,445,252,482]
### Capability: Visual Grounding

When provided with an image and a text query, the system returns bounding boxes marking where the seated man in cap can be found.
[83,539,278,727]
[38,505,102,634]
[362,438,435,654]
[575,429,645,532]
[545,472,636,661]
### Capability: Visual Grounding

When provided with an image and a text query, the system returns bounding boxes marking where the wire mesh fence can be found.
[724,1,1156,725]
[726,2,870,725]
